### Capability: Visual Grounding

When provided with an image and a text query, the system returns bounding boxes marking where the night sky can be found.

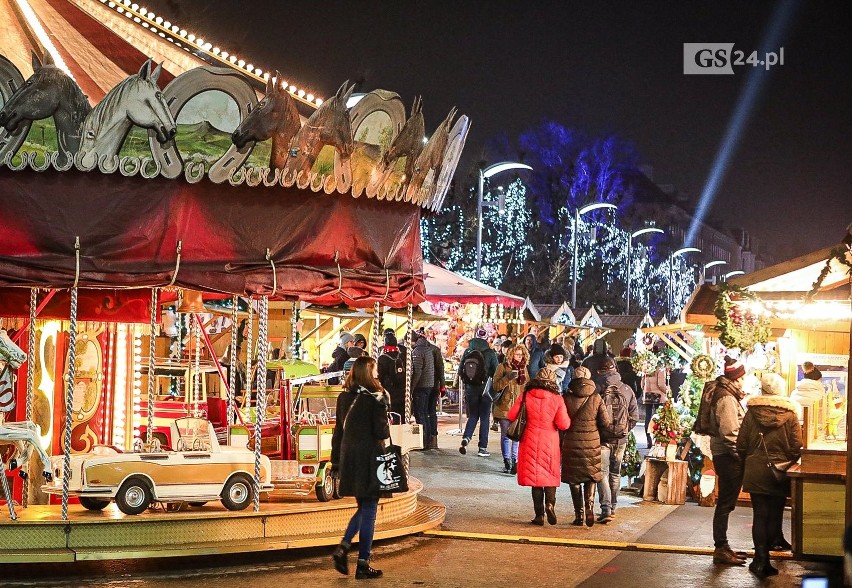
[142,1,850,259]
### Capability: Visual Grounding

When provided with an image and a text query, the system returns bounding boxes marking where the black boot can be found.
[544,487,557,525]
[332,542,350,575]
[355,558,383,579]
[569,484,584,526]
[531,487,545,525]
[503,458,512,473]
[583,483,596,527]
[510,459,517,475]
[748,545,778,579]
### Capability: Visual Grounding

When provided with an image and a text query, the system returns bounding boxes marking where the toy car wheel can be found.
[116,477,152,515]
[79,497,110,511]
[315,468,334,502]
[221,474,253,511]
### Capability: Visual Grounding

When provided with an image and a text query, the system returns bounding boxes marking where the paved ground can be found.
[0,417,842,587]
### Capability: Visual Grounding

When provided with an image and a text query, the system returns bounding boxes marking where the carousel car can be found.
[42,417,273,515]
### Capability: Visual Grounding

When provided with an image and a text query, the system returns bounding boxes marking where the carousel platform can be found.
[0,478,443,563]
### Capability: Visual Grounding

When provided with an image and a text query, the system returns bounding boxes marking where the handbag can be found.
[758,431,795,482]
[506,391,527,441]
[345,392,409,493]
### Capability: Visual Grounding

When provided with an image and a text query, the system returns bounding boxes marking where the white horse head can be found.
[0,421,51,480]
[79,59,177,158]
[0,329,25,415]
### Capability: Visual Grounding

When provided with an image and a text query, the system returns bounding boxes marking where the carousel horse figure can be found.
[0,51,91,166]
[231,71,302,169]
[79,59,176,158]
[380,95,425,181]
[286,80,355,178]
[0,329,26,415]
[0,420,51,481]
[406,107,456,199]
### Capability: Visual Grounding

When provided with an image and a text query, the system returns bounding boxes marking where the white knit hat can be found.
[760,372,786,396]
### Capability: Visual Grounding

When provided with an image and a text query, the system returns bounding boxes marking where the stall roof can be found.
[728,243,852,293]
[600,313,655,331]
[422,263,524,308]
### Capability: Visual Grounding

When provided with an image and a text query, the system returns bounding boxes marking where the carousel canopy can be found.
[0,0,471,307]
[421,263,525,309]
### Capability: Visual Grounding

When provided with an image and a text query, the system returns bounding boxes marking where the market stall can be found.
[684,240,852,557]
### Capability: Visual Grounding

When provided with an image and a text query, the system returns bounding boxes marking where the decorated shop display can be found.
[631,350,660,377]
[650,399,685,461]
[713,284,771,351]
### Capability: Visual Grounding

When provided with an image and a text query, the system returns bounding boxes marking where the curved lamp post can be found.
[476,161,533,281]
[571,202,618,308]
[669,247,702,320]
[625,226,665,314]
[702,259,727,283]
[723,270,745,281]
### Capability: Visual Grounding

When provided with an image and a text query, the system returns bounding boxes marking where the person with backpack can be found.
[420,328,445,450]
[562,365,611,527]
[694,355,749,566]
[594,358,639,523]
[457,349,492,457]
[410,331,437,450]
[378,333,407,420]
[492,344,530,474]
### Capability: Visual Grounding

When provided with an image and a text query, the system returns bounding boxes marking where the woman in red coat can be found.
[507,367,571,525]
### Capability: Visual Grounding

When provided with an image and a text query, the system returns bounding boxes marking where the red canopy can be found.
[0,168,424,308]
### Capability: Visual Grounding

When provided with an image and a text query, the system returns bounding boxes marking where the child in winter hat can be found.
[760,372,786,396]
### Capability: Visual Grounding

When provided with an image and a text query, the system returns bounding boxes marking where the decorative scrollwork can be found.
[184,160,205,183]
[27,151,51,171]
[7,152,28,171]
[75,149,98,171]
[310,172,325,192]
[119,156,141,176]
[51,150,74,171]
[323,174,336,194]
[244,166,263,187]
[281,167,297,188]
[295,169,311,190]
[228,167,247,186]
[262,167,281,187]
[97,154,120,174]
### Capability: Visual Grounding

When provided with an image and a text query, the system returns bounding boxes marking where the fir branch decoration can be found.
[714,283,771,350]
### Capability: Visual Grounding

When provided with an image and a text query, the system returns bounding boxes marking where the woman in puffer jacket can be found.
[507,367,570,526]
[736,373,802,579]
[561,366,611,527]
[493,344,530,474]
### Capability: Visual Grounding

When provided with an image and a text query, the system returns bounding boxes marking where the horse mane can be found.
[84,75,140,132]
[50,69,92,124]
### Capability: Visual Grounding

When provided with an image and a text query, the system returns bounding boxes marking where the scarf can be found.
[510,359,527,386]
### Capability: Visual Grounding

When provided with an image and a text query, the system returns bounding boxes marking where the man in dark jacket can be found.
[582,338,612,374]
[709,356,748,566]
[457,349,491,456]
[420,328,445,450]
[463,328,499,379]
[378,333,407,419]
[594,358,639,523]
[410,331,437,450]
[328,332,354,385]
[523,333,546,379]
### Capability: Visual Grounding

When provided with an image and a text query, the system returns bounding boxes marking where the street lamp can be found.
[723,270,745,281]
[701,260,727,283]
[571,202,618,308]
[476,161,533,281]
[625,226,665,315]
[669,247,702,320]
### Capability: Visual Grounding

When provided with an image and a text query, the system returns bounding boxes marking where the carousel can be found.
[0,0,469,562]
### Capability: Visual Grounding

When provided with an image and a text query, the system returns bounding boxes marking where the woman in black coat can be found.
[330,356,389,579]
[561,366,611,527]
[736,373,802,579]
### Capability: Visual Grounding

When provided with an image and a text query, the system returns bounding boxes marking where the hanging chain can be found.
[22,288,37,508]
[405,303,413,423]
[61,287,79,521]
[146,289,157,444]
[227,296,238,427]
[192,313,202,418]
[252,296,269,511]
[246,302,254,405]
[290,303,300,360]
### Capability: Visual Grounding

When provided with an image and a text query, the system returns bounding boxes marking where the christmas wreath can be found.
[690,353,716,380]
[631,350,659,376]
[714,284,771,350]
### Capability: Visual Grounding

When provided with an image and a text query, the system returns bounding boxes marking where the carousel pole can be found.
[227,295,238,427]
[404,303,413,471]
[146,289,158,445]
[290,303,300,360]
[61,237,81,521]
[373,302,383,359]
[246,302,254,412]
[22,288,37,508]
[191,313,202,417]
[253,295,269,511]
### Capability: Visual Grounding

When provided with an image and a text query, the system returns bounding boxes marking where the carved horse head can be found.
[0,52,91,163]
[382,95,425,180]
[231,71,302,169]
[287,81,355,176]
[80,59,176,158]
[407,107,456,197]
[0,421,51,481]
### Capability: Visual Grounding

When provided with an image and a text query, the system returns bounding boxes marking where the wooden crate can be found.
[643,458,687,505]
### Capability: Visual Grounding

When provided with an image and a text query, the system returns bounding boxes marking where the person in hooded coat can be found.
[507,366,570,526]
[377,333,407,419]
[736,373,803,579]
[328,332,355,385]
[561,365,611,527]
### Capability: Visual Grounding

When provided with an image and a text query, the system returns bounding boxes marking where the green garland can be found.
[714,284,771,350]
[803,245,852,304]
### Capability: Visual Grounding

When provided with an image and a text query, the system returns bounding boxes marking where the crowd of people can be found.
[328,327,807,581]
